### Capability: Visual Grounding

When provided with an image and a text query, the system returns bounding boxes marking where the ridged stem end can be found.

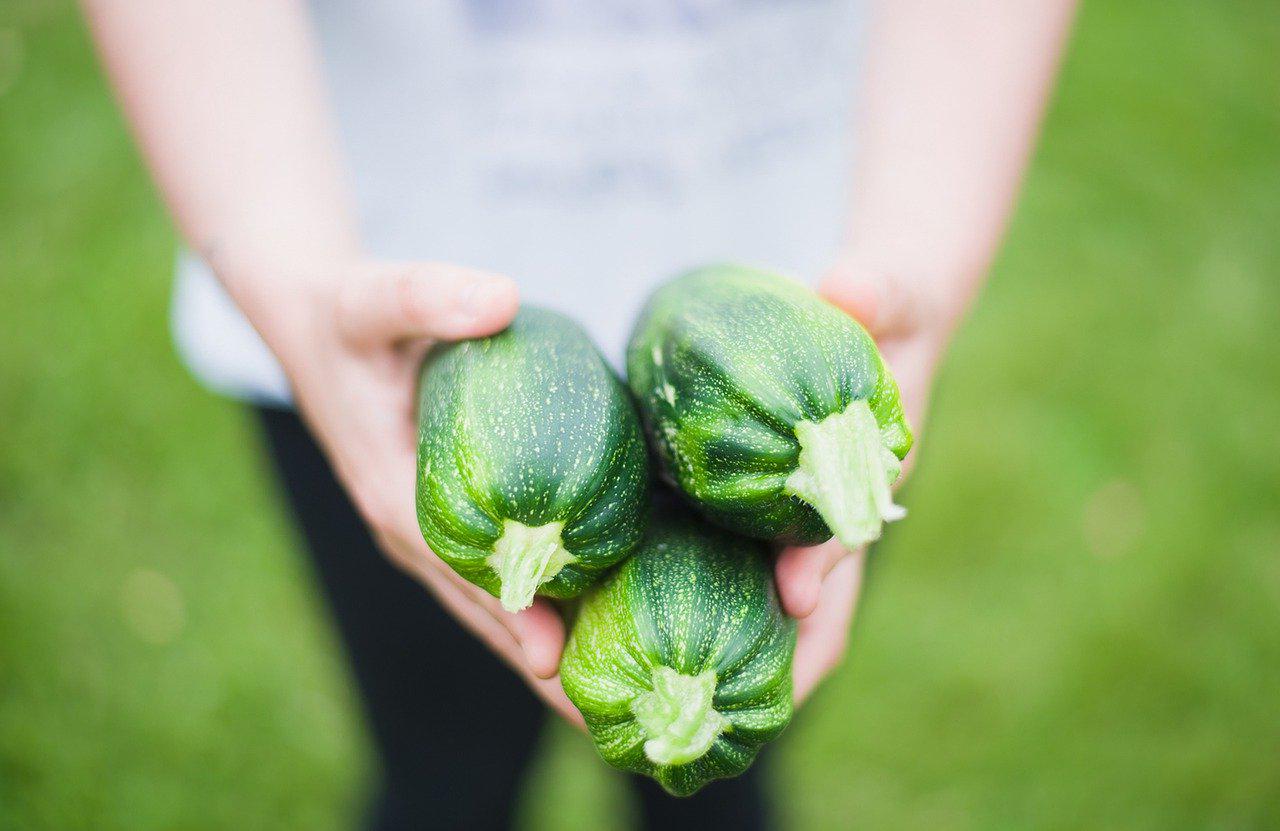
[486,520,574,612]
[785,399,906,548]
[632,667,728,767]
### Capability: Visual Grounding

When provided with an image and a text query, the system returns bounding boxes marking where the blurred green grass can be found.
[2,0,1279,828]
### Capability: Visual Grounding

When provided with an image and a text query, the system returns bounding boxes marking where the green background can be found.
[2,1,1278,828]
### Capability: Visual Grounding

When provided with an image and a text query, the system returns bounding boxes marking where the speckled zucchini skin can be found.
[560,502,795,797]
[415,307,648,602]
[627,264,913,546]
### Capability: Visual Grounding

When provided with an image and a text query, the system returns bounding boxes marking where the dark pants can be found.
[256,407,772,831]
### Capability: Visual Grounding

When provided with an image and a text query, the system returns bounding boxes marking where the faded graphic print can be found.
[452,0,861,201]
[463,0,829,34]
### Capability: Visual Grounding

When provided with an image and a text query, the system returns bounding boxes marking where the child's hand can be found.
[779,262,960,703]
[246,259,583,726]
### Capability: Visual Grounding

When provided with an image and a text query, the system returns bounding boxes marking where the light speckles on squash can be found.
[627,265,913,546]
[415,307,648,608]
[560,505,795,797]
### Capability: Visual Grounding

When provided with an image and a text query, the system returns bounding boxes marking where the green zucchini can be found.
[627,264,913,549]
[560,500,795,797]
[416,307,648,612]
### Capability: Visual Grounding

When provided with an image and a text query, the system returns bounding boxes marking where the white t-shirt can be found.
[173,0,865,405]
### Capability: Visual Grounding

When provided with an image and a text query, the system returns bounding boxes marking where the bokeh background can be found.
[3,1,1279,828]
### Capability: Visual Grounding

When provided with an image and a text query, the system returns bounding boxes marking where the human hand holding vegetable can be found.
[235,258,584,726]
[774,0,1077,703]
[282,260,932,721]
[779,263,960,703]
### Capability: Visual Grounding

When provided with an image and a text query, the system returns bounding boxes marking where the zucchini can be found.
[560,500,795,797]
[627,264,913,549]
[416,307,648,612]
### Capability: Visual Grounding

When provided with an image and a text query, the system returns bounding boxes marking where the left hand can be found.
[781,261,965,703]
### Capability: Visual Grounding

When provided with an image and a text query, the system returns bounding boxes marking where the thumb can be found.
[818,265,920,340]
[337,262,519,348]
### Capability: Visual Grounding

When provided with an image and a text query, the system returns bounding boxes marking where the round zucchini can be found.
[560,501,795,797]
[627,264,913,548]
[416,307,648,611]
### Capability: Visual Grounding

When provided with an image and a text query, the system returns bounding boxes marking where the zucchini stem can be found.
[631,666,729,767]
[785,399,906,549]
[487,520,575,612]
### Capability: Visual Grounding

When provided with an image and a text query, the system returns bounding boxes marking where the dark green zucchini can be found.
[627,264,913,548]
[560,501,795,796]
[416,307,648,611]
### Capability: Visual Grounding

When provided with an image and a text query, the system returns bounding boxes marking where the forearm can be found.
[843,0,1077,325]
[81,0,357,340]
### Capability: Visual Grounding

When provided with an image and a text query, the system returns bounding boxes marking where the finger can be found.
[511,600,567,680]
[386,514,568,686]
[776,539,858,619]
[792,553,864,704]
[527,674,586,729]
[366,416,575,719]
[438,582,582,727]
[446,571,555,670]
[819,267,920,340]
[336,262,519,348]
[397,549,583,726]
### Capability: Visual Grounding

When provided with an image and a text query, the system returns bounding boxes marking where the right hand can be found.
[235,258,582,726]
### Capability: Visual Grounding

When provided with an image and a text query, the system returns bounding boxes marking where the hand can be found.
[237,258,583,726]
[779,262,964,703]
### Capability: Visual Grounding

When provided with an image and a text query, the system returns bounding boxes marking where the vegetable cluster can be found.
[416,265,911,795]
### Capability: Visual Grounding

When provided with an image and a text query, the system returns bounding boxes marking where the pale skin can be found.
[82,0,1075,725]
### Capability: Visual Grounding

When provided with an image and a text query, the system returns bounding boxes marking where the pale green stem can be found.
[785,399,906,549]
[631,667,729,767]
[486,520,575,612]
